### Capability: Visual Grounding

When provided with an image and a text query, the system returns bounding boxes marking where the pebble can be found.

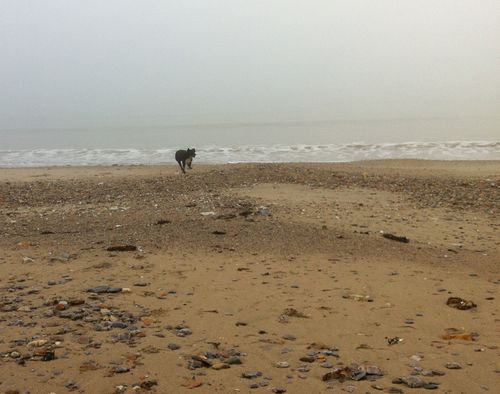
[403,376,425,388]
[275,361,289,368]
[177,328,192,337]
[226,356,242,365]
[111,321,128,329]
[113,366,130,373]
[272,388,286,394]
[242,371,263,379]
[212,363,230,370]
[445,362,462,369]
[300,355,316,363]
[320,361,333,368]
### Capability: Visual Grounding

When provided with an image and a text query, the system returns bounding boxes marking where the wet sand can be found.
[0,161,499,394]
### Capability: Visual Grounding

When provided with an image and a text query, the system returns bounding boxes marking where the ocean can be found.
[1,118,499,167]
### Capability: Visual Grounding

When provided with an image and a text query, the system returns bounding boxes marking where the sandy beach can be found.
[0,160,499,394]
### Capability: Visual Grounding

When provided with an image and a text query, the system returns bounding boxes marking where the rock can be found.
[177,327,192,337]
[225,356,242,365]
[140,379,158,389]
[113,366,130,373]
[167,343,180,350]
[402,376,425,388]
[212,362,230,370]
[365,365,384,376]
[282,334,296,341]
[275,361,290,368]
[87,285,110,293]
[242,371,263,379]
[300,355,316,363]
[272,388,286,394]
[64,380,78,390]
[27,339,48,347]
[382,233,410,243]
[110,321,128,329]
[446,297,477,310]
[106,245,137,252]
[320,362,333,368]
[445,362,462,369]
[424,383,439,390]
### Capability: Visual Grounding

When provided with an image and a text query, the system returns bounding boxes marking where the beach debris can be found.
[382,233,410,243]
[446,297,477,310]
[440,328,478,341]
[386,336,403,345]
[280,308,309,320]
[154,219,170,225]
[322,364,384,382]
[257,206,270,216]
[138,379,158,390]
[64,380,78,391]
[106,245,137,252]
[343,293,373,302]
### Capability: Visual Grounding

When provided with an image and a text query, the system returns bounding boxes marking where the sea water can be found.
[1,118,499,167]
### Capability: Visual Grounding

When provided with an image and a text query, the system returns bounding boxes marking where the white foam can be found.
[0,141,498,168]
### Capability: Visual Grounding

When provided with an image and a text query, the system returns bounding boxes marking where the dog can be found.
[175,148,196,174]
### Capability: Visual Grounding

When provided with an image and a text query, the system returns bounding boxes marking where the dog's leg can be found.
[177,159,185,174]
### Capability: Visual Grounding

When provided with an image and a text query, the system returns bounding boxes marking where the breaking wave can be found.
[0,141,498,167]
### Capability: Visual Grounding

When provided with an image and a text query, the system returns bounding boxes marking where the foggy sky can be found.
[1,0,499,130]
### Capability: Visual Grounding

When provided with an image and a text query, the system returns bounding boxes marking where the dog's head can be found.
[187,148,196,158]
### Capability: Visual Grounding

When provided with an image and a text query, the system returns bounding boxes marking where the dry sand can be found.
[0,160,499,394]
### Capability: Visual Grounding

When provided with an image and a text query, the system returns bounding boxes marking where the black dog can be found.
[175,148,196,174]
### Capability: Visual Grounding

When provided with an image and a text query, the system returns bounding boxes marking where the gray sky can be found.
[1,0,499,130]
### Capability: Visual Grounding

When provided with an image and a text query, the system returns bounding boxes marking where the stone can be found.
[177,328,192,337]
[275,361,289,368]
[167,343,180,350]
[445,362,462,369]
[212,363,230,370]
[111,321,128,329]
[226,356,242,365]
[242,371,263,379]
[403,376,425,388]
